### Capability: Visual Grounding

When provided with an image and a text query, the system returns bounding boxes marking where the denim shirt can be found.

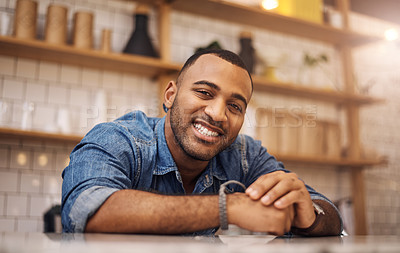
[61,111,340,235]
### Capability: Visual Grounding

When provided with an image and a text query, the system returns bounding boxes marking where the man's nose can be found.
[204,99,227,122]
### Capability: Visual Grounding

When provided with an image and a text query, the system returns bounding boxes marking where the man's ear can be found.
[164,81,177,110]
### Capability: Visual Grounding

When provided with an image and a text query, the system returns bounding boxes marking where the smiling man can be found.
[61,49,342,236]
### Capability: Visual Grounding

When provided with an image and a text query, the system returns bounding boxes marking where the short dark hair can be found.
[176,49,253,92]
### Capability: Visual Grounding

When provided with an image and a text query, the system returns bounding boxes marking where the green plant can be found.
[303,53,328,67]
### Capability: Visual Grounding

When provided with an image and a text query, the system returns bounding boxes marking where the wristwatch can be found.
[312,202,325,215]
[291,201,325,235]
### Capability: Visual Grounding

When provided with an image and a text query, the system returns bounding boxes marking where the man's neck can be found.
[164,114,209,193]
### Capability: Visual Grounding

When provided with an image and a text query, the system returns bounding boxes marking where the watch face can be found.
[313,202,325,215]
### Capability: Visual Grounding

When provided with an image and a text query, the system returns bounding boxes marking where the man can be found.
[61,49,342,236]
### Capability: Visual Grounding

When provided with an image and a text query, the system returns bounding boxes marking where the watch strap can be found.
[219,180,246,230]
[291,201,325,235]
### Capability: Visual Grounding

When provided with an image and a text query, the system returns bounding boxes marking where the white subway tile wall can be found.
[16,218,39,232]
[30,196,51,218]
[0,0,398,234]
[0,144,68,232]
[33,151,55,171]
[69,88,91,107]
[0,147,9,168]
[16,59,38,80]
[81,67,101,88]
[0,219,15,232]
[102,71,122,90]
[0,171,18,192]
[48,86,69,105]
[38,62,60,83]
[6,195,28,216]
[0,56,15,76]
[355,45,400,235]
[25,81,47,104]
[3,79,25,101]
[9,149,31,170]
[0,195,5,216]
[348,12,400,235]
[20,173,41,193]
[60,65,81,86]
[32,105,57,132]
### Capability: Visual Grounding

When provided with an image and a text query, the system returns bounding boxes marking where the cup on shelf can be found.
[45,4,68,45]
[264,66,278,81]
[56,107,71,134]
[0,11,14,36]
[324,7,343,29]
[21,101,35,130]
[100,29,112,53]
[0,99,12,127]
[14,0,38,40]
[72,11,94,49]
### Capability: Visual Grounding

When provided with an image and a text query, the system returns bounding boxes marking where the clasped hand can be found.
[228,171,316,235]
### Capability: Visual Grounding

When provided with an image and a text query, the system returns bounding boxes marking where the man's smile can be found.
[191,117,225,144]
[193,123,219,137]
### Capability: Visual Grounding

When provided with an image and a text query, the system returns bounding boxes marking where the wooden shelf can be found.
[275,154,387,167]
[253,77,384,105]
[1,36,384,106]
[167,0,381,46]
[0,127,83,144]
[0,36,181,76]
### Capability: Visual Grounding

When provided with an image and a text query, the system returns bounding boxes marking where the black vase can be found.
[239,37,255,74]
[123,13,158,58]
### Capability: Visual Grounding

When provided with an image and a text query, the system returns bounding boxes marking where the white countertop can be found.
[1,233,399,253]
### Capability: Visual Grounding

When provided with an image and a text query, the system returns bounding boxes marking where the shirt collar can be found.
[153,116,178,175]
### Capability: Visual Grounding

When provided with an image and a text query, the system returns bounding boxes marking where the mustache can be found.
[194,114,224,131]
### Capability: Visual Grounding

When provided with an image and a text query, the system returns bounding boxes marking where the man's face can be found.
[167,54,252,161]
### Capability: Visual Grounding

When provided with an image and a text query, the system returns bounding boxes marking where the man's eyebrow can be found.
[232,93,248,108]
[193,80,220,91]
[193,80,248,107]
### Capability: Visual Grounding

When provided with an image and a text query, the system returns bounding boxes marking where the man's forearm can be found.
[85,189,299,235]
[85,189,220,234]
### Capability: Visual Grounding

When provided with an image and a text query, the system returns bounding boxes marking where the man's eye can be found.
[229,103,242,113]
[197,90,212,97]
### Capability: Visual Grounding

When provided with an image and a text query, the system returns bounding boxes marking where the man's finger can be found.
[259,174,302,205]
[245,171,285,200]
[273,190,306,209]
[285,205,295,232]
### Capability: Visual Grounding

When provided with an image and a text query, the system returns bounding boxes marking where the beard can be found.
[169,97,235,161]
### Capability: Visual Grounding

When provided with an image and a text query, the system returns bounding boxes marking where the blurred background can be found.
[0,0,399,235]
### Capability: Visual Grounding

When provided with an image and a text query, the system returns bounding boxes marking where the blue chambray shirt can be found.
[61,110,340,235]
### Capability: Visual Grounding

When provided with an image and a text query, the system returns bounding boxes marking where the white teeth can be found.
[194,123,219,137]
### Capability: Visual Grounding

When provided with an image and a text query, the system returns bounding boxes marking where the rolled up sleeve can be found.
[67,186,119,232]
[308,188,344,234]
[61,122,137,233]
